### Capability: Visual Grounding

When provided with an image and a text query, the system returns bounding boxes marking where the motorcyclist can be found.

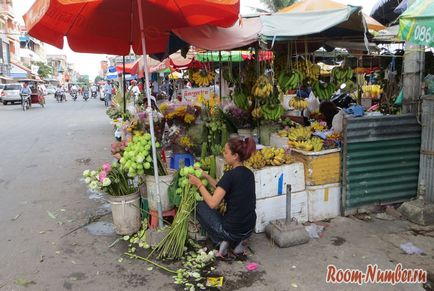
[91,84,98,98]
[20,82,32,103]
[55,84,65,102]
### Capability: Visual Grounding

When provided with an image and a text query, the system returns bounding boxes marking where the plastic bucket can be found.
[107,192,141,235]
[145,173,174,212]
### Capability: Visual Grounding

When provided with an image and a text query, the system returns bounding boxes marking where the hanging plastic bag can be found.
[394,89,404,106]
[307,91,320,113]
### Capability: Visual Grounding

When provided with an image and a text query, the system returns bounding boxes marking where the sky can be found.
[15,0,378,80]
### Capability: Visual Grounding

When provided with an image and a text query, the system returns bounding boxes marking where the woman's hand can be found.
[188,174,202,188]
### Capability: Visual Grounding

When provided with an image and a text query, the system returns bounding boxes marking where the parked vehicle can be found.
[0,84,5,101]
[2,83,22,105]
[47,86,57,94]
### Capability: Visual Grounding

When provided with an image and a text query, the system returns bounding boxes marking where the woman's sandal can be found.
[216,251,235,262]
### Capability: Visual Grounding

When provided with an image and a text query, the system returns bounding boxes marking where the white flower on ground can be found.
[84,177,92,184]
[83,169,90,177]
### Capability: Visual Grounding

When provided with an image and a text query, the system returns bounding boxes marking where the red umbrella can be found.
[24,0,240,55]
[24,0,240,228]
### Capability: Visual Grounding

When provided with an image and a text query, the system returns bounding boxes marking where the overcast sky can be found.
[15,0,378,80]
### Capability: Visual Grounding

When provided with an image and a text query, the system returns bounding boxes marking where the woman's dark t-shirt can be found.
[216,166,256,234]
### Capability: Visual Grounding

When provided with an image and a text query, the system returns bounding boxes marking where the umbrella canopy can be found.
[398,0,434,48]
[23,0,240,55]
[364,14,386,31]
[260,0,366,42]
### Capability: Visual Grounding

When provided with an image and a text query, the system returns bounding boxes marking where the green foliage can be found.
[94,75,103,84]
[34,62,52,78]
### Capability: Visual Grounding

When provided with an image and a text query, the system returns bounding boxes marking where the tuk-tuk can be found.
[18,79,46,110]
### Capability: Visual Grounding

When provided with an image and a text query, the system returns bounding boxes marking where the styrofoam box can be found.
[270,133,289,149]
[255,190,308,233]
[306,183,341,222]
[254,163,305,199]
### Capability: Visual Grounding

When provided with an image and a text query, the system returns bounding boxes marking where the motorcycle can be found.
[20,93,31,111]
[91,91,97,98]
[83,91,89,101]
[71,90,78,101]
[55,90,64,102]
[330,83,356,109]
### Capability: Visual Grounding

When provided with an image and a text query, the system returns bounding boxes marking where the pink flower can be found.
[102,163,112,173]
[99,171,107,183]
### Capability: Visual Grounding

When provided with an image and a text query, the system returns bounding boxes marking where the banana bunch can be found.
[289,140,314,151]
[232,87,249,110]
[252,107,262,119]
[312,81,336,101]
[261,104,285,121]
[252,75,273,99]
[310,121,326,132]
[311,137,324,152]
[278,69,304,91]
[244,150,267,169]
[294,60,321,81]
[331,66,353,85]
[245,147,294,169]
[287,126,312,141]
[362,84,383,98]
[191,69,215,87]
[277,129,289,137]
[289,97,308,110]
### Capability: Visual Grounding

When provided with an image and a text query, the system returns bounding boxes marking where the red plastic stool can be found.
[149,209,177,229]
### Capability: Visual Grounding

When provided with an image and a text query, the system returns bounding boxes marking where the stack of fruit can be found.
[252,75,273,99]
[244,147,294,169]
[277,69,304,92]
[191,69,215,87]
[119,133,167,177]
[362,84,383,99]
[232,85,249,110]
[288,97,308,110]
[287,126,324,152]
[311,81,336,101]
[331,66,353,85]
[111,140,129,160]
[294,60,321,81]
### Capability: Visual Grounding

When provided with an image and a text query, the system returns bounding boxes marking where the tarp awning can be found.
[399,0,434,48]
[173,17,261,51]
[260,0,366,42]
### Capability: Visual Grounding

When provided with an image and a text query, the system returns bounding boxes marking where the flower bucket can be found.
[107,192,141,235]
[145,173,174,212]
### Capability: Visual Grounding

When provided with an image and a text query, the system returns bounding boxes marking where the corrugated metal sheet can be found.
[419,95,434,203]
[343,114,421,210]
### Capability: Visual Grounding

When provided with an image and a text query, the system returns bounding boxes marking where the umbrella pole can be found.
[123,56,126,114]
[137,0,163,228]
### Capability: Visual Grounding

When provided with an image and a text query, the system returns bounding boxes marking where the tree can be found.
[94,76,103,84]
[259,0,298,12]
[34,61,53,79]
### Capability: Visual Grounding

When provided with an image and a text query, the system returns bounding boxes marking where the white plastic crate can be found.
[306,183,341,222]
[255,190,308,233]
[254,163,305,199]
